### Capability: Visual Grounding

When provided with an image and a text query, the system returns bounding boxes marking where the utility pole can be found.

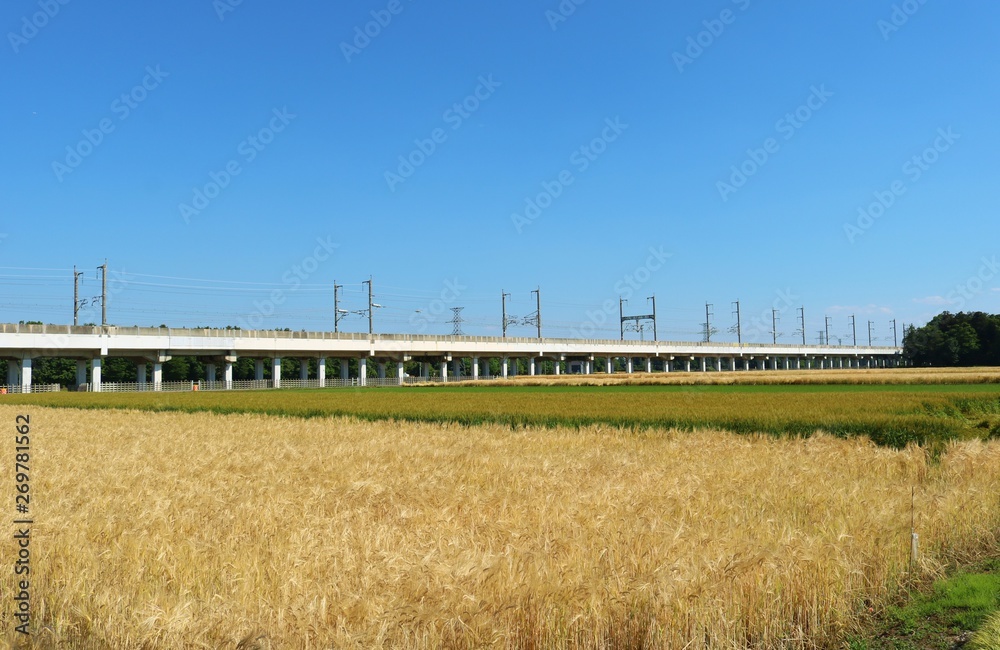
[868,320,874,347]
[704,303,714,343]
[798,307,806,345]
[73,266,84,326]
[825,316,832,347]
[333,282,344,333]
[619,298,625,340]
[362,276,373,335]
[531,287,541,339]
[502,291,512,337]
[892,319,898,347]
[731,300,742,345]
[850,314,857,347]
[97,260,107,326]
[772,309,780,344]
[648,295,657,341]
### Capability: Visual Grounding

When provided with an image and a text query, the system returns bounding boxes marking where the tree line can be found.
[903,311,1000,366]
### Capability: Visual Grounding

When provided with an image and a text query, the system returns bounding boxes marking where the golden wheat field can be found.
[1,405,999,649]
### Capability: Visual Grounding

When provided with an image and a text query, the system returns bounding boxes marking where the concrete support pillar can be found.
[452,359,461,379]
[318,357,326,388]
[137,363,147,387]
[584,360,592,374]
[421,362,430,378]
[685,359,692,372]
[728,357,735,372]
[701,357,707,372]
[7,361,20,387]
[76,360,88,387]
[225,361,234,388]
[645,358,653,373]
[501,357,509,379]
[397,360,405,383]
[340,359,350,380]
[358,358,367,386]
[626,358,634,374]
[300,360,310,381]
[473,357,480,380]
[554,359,561,376]
[153,362,163,389]
[207,363,217,383]
[529,358,536,376]
[796,357,802,370]
[665,358,672,372]
[255,359,265,381]
[93,357,103,393]
[378,362,386,380]
[606,357,613,374]
[510,359,518,377]
[272,357,282,389]
[745,358,752,371]
[20,358,31,394]
[440,360,448,382]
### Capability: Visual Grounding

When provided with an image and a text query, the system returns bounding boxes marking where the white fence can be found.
[0,384,61,395]
[70,374,503,393]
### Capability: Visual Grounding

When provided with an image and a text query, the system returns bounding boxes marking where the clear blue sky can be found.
[2,1,998,344]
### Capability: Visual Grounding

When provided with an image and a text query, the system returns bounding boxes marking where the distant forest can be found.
[903,311,1000,367]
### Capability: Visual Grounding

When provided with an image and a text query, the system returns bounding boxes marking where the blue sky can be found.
[2,1,998,344]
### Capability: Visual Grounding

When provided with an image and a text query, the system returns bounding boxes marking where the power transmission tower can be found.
[449,307,465,336]
[797,307,806,345]
[731,300,742,344]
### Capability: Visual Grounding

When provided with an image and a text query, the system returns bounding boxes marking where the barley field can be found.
[10,379,1000,448]
[1,405,998,649]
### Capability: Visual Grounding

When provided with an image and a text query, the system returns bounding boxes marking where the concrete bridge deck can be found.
[0,323,902,392]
